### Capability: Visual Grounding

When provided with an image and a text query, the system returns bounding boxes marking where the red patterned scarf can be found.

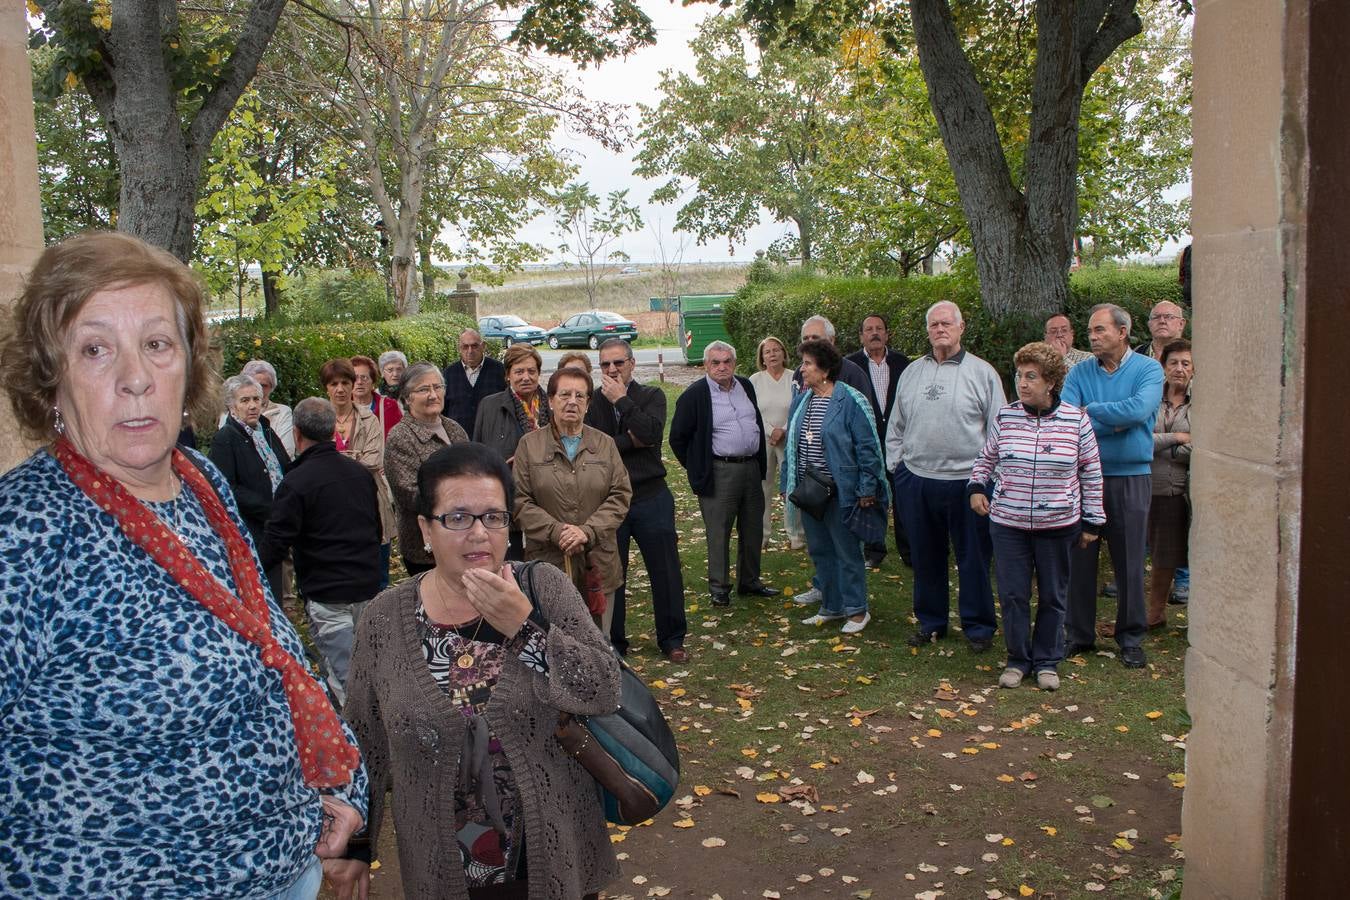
[52,438,361,788]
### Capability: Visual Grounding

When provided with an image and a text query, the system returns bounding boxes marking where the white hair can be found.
[1089,302,1132,332]
[222,374,262,410]
[240,359,278,388]
[703,340,737,363]
[800,315,836,341]
[925,301,963,327]
[378,350,408,369]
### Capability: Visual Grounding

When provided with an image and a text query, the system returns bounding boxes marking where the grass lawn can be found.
[341,380,1187,900]
[600,383,1187,900]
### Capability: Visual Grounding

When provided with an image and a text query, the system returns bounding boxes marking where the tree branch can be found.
[1081,0,1142,80]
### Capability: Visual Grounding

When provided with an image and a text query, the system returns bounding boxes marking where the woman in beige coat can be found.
[324,357,398,586]
[513,367,632,633]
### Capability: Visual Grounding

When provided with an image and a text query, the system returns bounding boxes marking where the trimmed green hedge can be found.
[215,311,477,407]
[723,265,1185,377]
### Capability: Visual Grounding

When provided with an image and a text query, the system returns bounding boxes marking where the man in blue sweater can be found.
[1061,304,1164,669]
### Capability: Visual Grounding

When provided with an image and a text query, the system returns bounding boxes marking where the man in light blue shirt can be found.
[1061,303,1164,669]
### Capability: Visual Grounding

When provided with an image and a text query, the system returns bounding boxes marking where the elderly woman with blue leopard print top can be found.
[0,232,367,898]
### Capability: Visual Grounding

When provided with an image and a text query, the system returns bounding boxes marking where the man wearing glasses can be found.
[671,340,778,608]
[587,339,690,661]
[1044,313,1094,367]
[1142,301,1188,360]
[260,397,383,704]
[443,329,506,433]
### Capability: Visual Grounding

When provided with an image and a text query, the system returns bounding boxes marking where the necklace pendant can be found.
[456,652,475,669]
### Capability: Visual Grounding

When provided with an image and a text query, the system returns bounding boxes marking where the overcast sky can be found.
[451,1,1190,267]
[491,1,788,265]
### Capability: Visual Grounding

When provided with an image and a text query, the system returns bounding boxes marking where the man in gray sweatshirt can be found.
[885,300,1006,651]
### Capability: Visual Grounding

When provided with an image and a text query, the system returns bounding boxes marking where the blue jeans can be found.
[800,496,869,617]
[990,522,1074,673]
[264,855,322,900]
[893,466,996,640]
[1174,566,1190,588]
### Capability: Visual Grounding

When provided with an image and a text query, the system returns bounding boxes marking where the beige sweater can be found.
[343,565,622,899]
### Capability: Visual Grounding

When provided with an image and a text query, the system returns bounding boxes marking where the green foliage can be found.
[215,310,476,407]
[553,182,644,307]
[276,269,396,325]
[723,265,1184,377]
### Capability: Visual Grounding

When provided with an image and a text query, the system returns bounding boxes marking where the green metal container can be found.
[680,308,733,365]
[677,293,734,313]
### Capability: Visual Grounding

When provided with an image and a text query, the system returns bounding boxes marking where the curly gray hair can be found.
[222,374,262,411]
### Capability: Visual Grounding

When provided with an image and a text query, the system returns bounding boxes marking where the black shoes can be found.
[710,590,731,607]
[737,583,780,597]
[906,629,944,647]
[1064,642,1097,657]
[865,552,886,569]
[967,636,993,653]
[1121,646,1147,669]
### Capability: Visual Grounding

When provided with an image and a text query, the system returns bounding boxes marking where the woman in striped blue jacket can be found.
[968,342,1105,691]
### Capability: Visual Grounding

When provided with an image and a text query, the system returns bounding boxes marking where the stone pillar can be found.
[1183,0,1350,896]
[0,4,46,473]
[445,269,479,322]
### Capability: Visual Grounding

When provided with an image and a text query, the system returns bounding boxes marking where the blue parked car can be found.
[479,314,548,347]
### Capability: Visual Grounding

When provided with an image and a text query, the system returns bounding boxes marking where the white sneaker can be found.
[840,612,871,634]
[801,611,845,626]
[998,668,1024,689]
[1036,670,1060,691]
[792,586,822,606]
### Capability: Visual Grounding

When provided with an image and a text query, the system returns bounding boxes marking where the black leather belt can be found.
[713,454,755,463]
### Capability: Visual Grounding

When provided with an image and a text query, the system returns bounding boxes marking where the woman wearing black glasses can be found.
[332,442,622,899]
[385,361,469,576]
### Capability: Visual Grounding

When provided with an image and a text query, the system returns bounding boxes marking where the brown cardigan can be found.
[384,415,470,568]
[512,425,632,595]
[343,565,622,899]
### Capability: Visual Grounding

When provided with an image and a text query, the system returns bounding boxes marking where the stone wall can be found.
[0,2,45,472]
[1182,0,1308,895]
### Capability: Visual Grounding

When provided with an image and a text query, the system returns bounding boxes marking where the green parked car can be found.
[545,310,639,350]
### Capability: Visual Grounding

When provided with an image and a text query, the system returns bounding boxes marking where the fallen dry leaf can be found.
[701,837,726,848]
[694,785,712,796]
[672,819,695,829]
[1146,710,1163,720]
[856,770,876,784]
[997,774,1016,783]
[1019,886,1035,897]
[756,792,782,804]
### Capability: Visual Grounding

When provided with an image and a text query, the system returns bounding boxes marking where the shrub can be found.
[278,268,397,325]
[723,264,1183,378]
[215,310,477,408]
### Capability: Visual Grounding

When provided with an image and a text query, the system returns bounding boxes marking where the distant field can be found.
[477,264,750,339]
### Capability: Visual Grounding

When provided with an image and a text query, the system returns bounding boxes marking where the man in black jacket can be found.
[670,340,778,607]
[845,313,911,568]
[443,329,507,433]
[587,339,689,661]
[259,397,382,704]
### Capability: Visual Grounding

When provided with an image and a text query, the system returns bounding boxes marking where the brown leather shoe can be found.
[665,647,690,663]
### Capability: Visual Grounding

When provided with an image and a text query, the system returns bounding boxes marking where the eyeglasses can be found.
[599,359,629,369]
[353,374,373,383]
[1148,313,1182,322]
[1044,327,1071,337]
[408,383,446,397]
[428,510,511,531]
[554,390,589,402]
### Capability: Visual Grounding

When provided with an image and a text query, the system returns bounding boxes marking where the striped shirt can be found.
[968,399,1105,532]
[797,394,830,475]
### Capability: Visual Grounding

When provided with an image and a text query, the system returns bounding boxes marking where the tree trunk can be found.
[80,0,287,261]
[262,268,282,317]
[908,0,1140,319]
[420,239,437,301]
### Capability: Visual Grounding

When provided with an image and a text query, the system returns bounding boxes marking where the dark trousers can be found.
[612,485,688,654]
[894,465,996,640]
[698,458,765,592]
[990,522,1075,673]
[1067,474,1151,649]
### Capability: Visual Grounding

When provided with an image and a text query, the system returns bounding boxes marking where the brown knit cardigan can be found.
[343,565,622,899]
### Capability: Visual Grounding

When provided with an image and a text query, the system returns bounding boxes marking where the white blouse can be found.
[749,369,795,432]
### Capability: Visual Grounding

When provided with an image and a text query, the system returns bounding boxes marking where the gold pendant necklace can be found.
[430,572,485,668]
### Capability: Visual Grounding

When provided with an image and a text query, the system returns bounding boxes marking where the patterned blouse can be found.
[416,599,548,886]
[0,448,368,897]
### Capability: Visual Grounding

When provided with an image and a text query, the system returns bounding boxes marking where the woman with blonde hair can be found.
[749,335,794,548]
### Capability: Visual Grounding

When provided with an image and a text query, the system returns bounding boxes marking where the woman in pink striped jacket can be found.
[968,341,1105,691]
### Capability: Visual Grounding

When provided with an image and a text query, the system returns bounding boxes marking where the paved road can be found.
[536,345,687,371]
